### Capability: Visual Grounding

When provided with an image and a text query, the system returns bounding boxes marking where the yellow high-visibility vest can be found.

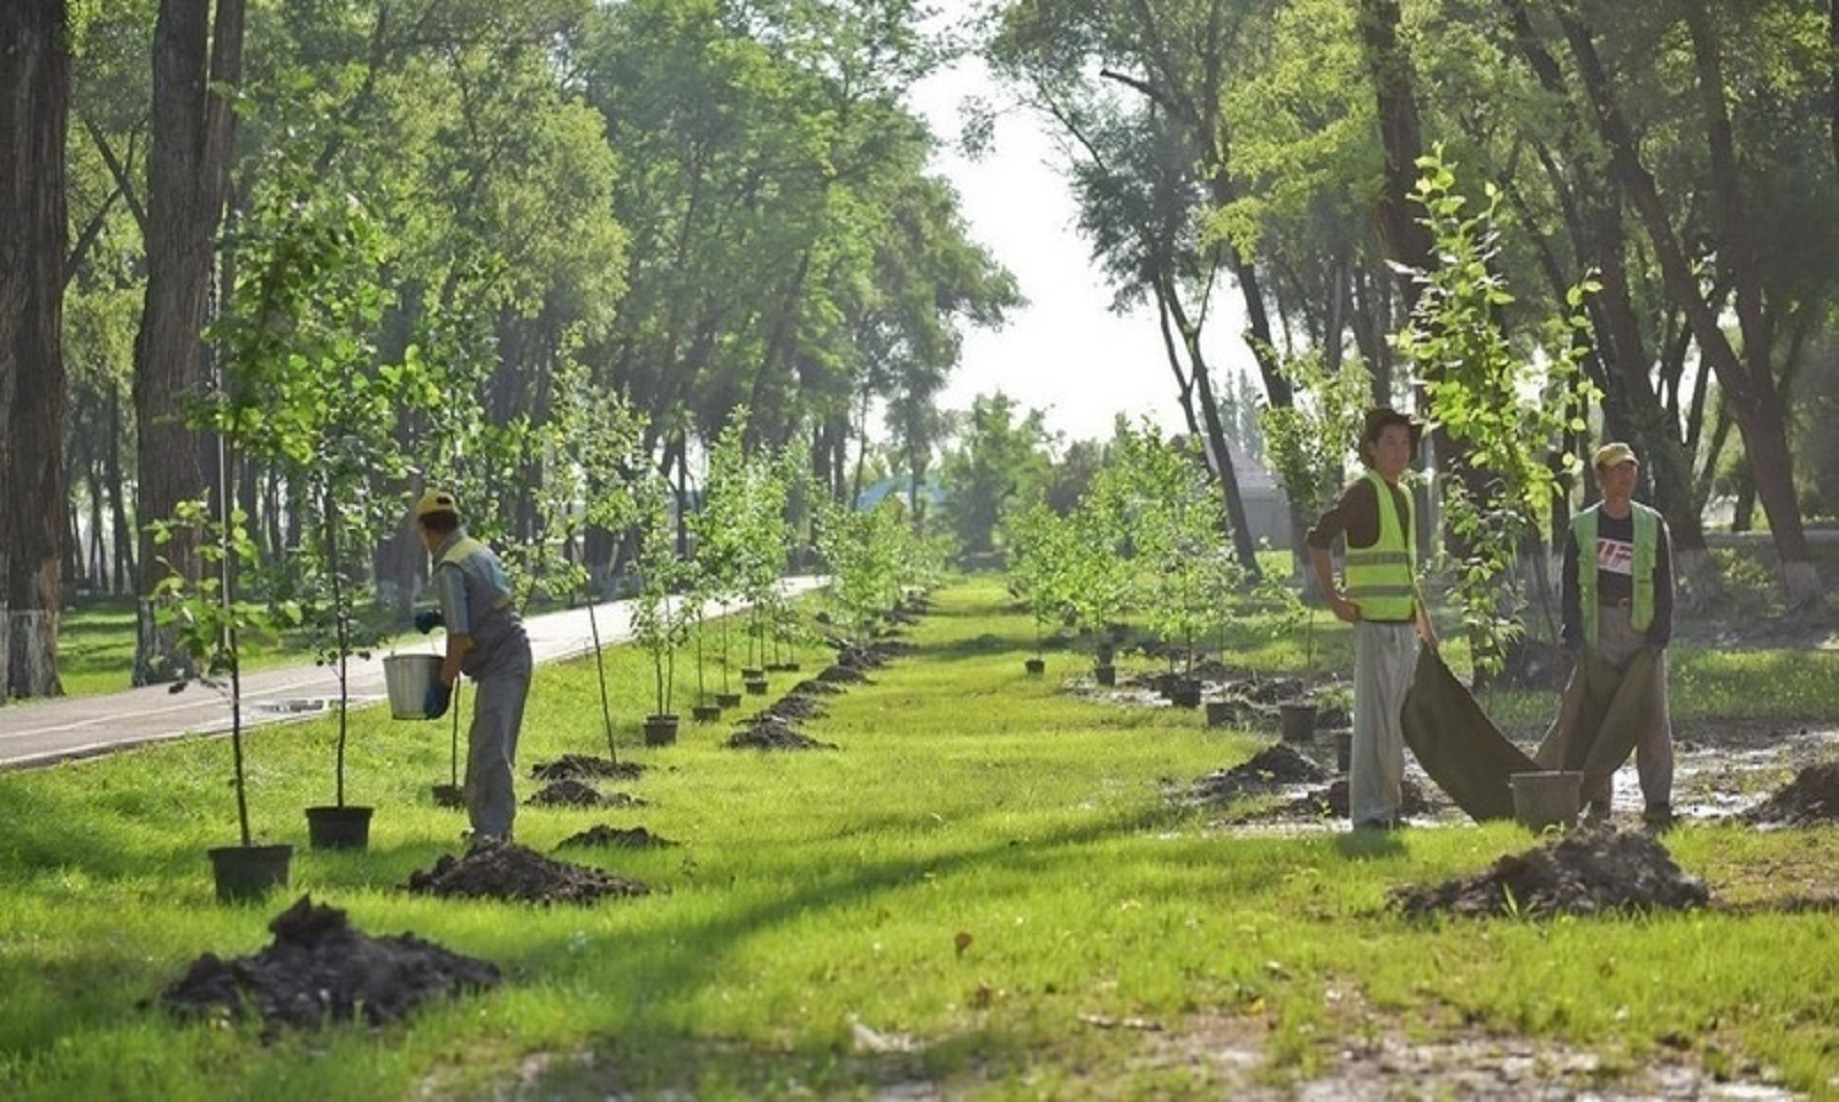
[1344,470,1416,621]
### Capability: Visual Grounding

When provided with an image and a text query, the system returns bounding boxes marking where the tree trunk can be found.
[1151,279,1261,576]
[1555,1,1816,605]
[1357,0,1435,310]
[132,0,245,684]
[106,381,135,593]
[0,0,72,698]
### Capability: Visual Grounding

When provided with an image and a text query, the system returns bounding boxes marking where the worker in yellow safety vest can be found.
[1308,408,1438,832]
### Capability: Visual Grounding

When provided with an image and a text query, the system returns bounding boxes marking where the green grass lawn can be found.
[3,576,1838,1099]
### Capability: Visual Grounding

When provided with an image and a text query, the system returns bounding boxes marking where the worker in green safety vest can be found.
[1556,441,1676,827]
[1308,408,1438,832]
[412,489,533,847]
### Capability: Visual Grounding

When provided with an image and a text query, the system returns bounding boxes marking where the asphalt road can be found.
[0,579,825,770]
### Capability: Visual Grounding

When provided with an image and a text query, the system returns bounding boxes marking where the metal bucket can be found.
[1511,770,1583,832]
[383,653,443,720]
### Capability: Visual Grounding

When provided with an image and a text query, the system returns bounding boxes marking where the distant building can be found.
[1201,437,1290,548]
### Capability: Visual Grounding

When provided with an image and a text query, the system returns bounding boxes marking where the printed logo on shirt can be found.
[1595,537,1634,577]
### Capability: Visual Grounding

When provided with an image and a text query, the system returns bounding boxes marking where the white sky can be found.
[908,52,1218,447]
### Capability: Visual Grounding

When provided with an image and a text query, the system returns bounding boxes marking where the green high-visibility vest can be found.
[1344,470,1416,621]
[1571,502,1659,644]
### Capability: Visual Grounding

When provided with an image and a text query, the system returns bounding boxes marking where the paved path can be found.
[0,578,825,770]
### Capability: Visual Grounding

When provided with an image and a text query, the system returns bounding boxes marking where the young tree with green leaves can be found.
[1396,150,1597,683]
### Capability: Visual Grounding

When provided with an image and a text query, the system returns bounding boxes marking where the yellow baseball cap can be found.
[414,489,460,521]
[1592,442,1638,470]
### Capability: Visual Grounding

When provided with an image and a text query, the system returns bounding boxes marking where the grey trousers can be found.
[1580,603,1674,811]
[465,668,531,840]
[1350,621,1419,826]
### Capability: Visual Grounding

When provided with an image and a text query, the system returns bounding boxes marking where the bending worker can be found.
[1308,408,1438,832]
[413,490,533,846]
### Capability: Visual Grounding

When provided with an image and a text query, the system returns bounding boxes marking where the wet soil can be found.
[404,842,650,905]
[157,895,500,1032]
[1389,824,1710,919]
[1744,760,1839,826]
[1171,743,1330,804]
[526,778,646,809]
[528,754,646,783]
[554,824,678,850]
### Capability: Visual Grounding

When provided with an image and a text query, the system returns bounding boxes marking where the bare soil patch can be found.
[404,842,650,905]
[1389,824,1709,920]
[759,693,828,722]
[555,824,678,850]
[529,754,645,783]
[157,895,500,1033]
[526,778,646,809]
[726,717,839,751]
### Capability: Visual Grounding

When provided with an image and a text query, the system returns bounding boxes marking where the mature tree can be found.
[986,0,1274,574]
[0,0,73,697]
[940,392,1057,556]
[131,0,245,683]
[1542,0,1821,604]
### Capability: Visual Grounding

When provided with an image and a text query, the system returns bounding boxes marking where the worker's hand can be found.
[1418,623,1439,652]
[1327,594,1360,624]
[413,608,444,634]
[423,681,452,720]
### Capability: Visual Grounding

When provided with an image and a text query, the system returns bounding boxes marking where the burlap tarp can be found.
[1399,648,1538,821]
[1532,648,1657,798]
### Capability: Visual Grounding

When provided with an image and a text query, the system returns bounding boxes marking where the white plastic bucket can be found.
[1510,770,1583,832]
[382,653,443,720]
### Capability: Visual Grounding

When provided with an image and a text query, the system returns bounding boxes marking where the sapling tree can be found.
[813,497,901,650]
[690,414,754,696]
[734,450,794,671]
[149,499,287,849]
[1258,348,1370,591]
[214,165,418,811]
[630,472,693,719]
[1111,421,1239,680]
[1064,464,1134,654]
[1008,502,1078,661]
[535,357,647,758]
[1394,149,1597,682]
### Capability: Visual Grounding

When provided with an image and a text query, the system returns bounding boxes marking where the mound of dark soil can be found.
[529,754,645,783]
[157,895,500,1031]
[1746,761,1839,826]
[726,719,839,751]
[762,694,828,721]
[790,678,843,696]
[405,842,650,905]
[1177,743,1330,805]
[1389,825,1709,920]
[526,779,646,809]
[1272,777,1439,821]
[817,663,872,685]
[555,824,678,849]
